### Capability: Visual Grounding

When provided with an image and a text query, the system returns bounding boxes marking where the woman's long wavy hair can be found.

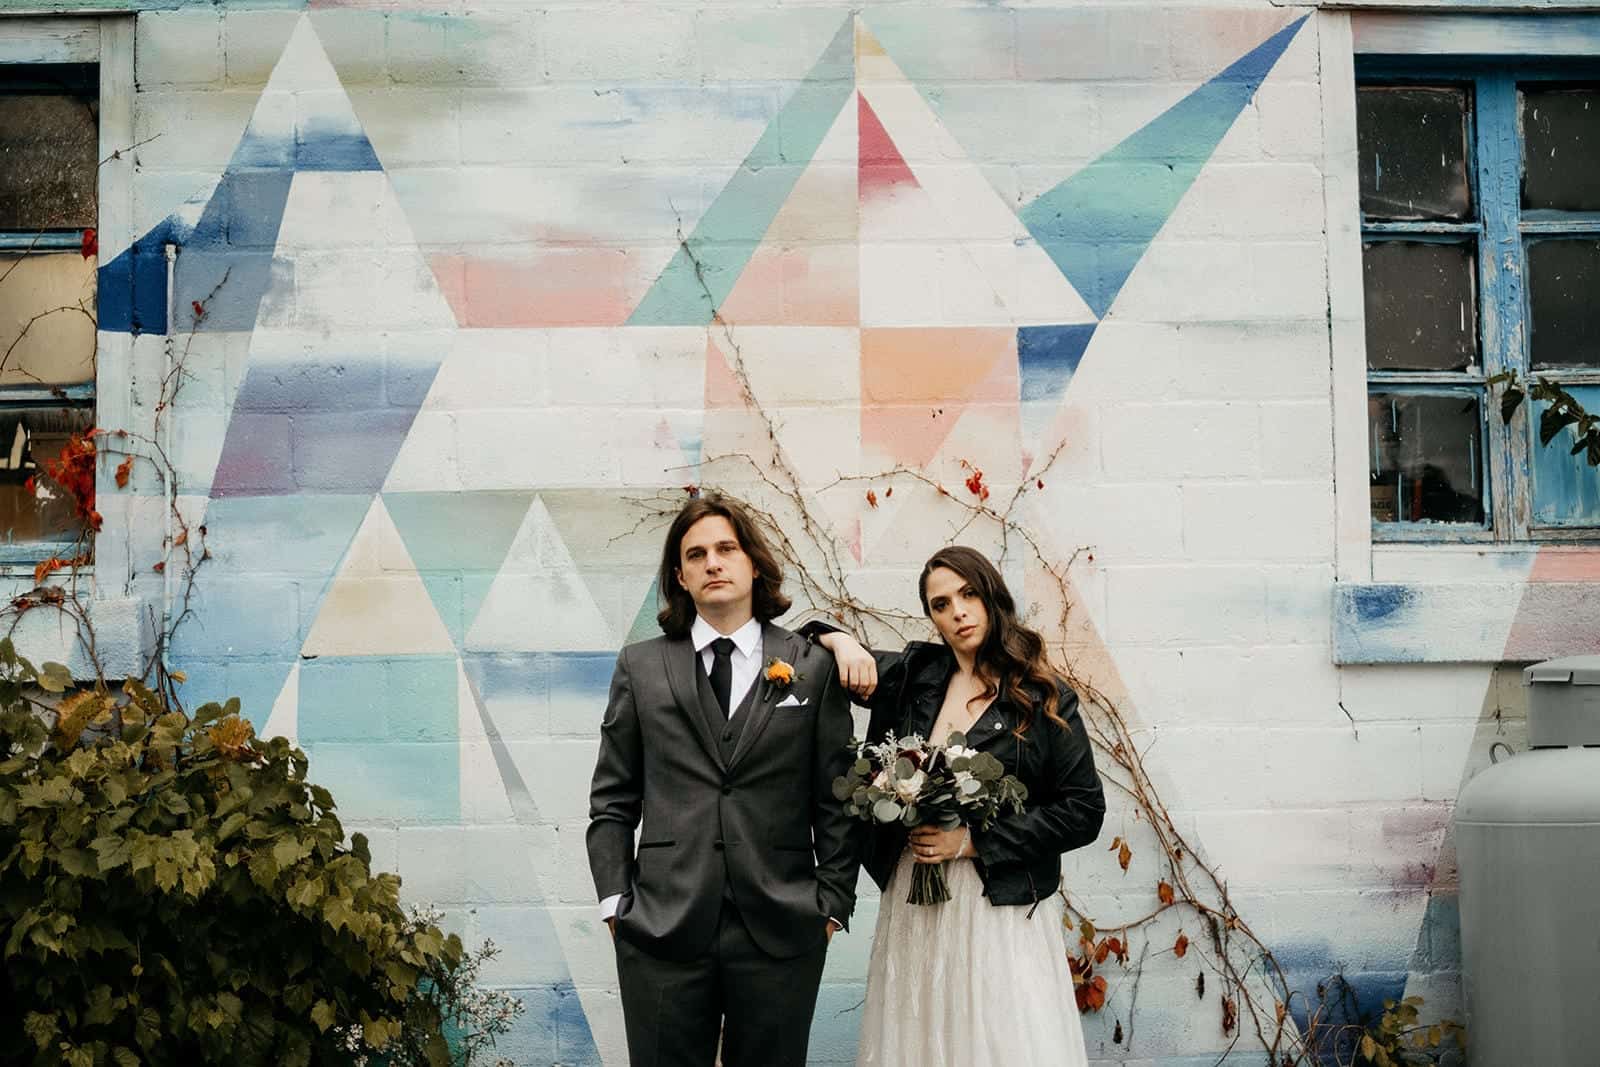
[656,493,792,640]
[918,546,1066,735]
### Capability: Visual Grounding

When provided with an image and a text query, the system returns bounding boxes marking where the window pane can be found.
[1527,238,1600,369]
[1363,240,1477,371]
[0,94,97,231]
[0,252,96,387]
[0,404,95,545]
[1529,385,1600,527]
[1368,392,1485,526]
[1358,85,1473,221]
[1522,85,1600,212]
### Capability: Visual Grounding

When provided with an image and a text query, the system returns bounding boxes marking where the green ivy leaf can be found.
[38,662,72,693]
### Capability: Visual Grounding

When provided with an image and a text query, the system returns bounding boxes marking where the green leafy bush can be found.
[0,642,518,1067]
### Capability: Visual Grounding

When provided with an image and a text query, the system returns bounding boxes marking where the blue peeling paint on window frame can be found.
[1358,57,1600,543]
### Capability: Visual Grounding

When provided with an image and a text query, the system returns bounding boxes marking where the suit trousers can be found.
[614,897,827,1067]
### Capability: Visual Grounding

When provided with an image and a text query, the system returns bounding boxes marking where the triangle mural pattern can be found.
[94,10,1324,1063]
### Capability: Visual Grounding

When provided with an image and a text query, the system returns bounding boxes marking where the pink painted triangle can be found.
[858,93,918,200]
[705,336,747,409]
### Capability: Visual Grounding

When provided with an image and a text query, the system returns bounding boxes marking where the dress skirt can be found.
[855,849,1090,1067]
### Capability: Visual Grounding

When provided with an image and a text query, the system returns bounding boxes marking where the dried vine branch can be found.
[643,223,1456,1065]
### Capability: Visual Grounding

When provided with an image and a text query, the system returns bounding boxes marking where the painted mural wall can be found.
[10,1,1563,1063]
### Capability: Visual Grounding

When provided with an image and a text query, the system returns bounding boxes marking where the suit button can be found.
[722,786,733,796]
[722,731,732,742]
[713,842,724,851]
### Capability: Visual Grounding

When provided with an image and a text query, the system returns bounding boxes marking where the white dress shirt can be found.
[692,614,763,716]
[598,616,763,923]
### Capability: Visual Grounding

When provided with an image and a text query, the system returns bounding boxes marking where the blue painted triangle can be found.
[97,218,178,335]
[628,14,854,325]
[1019,323,1096,451]
[98,78,381,335]
[1019,323,1095,405]
[1019,16,1308,318]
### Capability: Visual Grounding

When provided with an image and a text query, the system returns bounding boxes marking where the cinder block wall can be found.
[8,3,1513,1063]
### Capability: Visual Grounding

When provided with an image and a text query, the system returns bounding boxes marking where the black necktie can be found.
[709,637,735,719]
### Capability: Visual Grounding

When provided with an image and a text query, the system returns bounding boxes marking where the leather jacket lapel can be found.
[661,636,727,772]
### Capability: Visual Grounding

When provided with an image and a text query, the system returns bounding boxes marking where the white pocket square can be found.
[775,694,808,708]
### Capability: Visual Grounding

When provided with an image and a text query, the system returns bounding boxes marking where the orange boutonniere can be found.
[764,657,795,687]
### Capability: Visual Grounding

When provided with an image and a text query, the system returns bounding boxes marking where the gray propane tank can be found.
[1455,655,1600,1066]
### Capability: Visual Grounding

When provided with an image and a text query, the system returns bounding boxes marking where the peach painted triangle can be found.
[860,327,1014,469]
[718,97,858,326]
[859,93,917,200]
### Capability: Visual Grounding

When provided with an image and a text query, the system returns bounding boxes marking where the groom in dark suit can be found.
[587,492,861,1066]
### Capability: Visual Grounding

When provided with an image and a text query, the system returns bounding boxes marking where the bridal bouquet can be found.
[833,732,1028,905]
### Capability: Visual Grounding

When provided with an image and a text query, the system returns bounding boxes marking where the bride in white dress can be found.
[812,546,1104,1066]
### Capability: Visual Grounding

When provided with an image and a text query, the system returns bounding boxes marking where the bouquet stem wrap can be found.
[907,860,951,905]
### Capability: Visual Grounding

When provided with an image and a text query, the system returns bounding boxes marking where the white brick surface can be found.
[136,10,222,88]
[44,7,1512,1061]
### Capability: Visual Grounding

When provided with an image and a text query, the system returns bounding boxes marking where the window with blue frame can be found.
[1358,64,1600,541]
[0,60,98,560]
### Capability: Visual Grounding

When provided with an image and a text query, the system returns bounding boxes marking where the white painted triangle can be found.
[266,14,348,97]
[465,495,615,651]
[302,495,456,656]
[249,17,455,331]
[456,660,514,823]
[262,661,300,744]
[265,172,455,329]
[856,38,1096,327]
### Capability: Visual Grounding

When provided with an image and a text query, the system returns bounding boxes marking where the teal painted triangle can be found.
[625,582,661,645]
[1019,17,1308,318]
[383,491,535,641]
[628,15,854,326]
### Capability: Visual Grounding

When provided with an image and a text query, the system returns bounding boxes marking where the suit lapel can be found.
[661,636,727,772]
[726,624,799,772]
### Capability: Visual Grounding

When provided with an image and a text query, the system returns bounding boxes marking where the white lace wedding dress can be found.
[855,849,1090,1067]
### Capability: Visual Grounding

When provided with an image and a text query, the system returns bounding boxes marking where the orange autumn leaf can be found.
[1094,939,1111,965]
[1118,841,1132,872]
[1158,881,1175,905]
[114,456,133,489]
[1222,996,1237,1036]
[33,556,65,586]
[173,529,187,547]
[865,489,878,509]
[1174,932,1189,959]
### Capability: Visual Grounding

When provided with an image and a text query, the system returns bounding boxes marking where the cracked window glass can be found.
[1358,85,1473,221]
[1528,238,1600,369]
[1363,239,1478,372]
[1522,84,1600,212]
[1368,393,1485,525]
[0,91,97,231]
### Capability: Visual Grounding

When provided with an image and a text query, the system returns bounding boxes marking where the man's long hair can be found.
[917,545,1066,735]
[656,493,792,639]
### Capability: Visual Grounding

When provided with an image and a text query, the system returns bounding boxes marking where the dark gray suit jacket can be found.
[587,623,861,962]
